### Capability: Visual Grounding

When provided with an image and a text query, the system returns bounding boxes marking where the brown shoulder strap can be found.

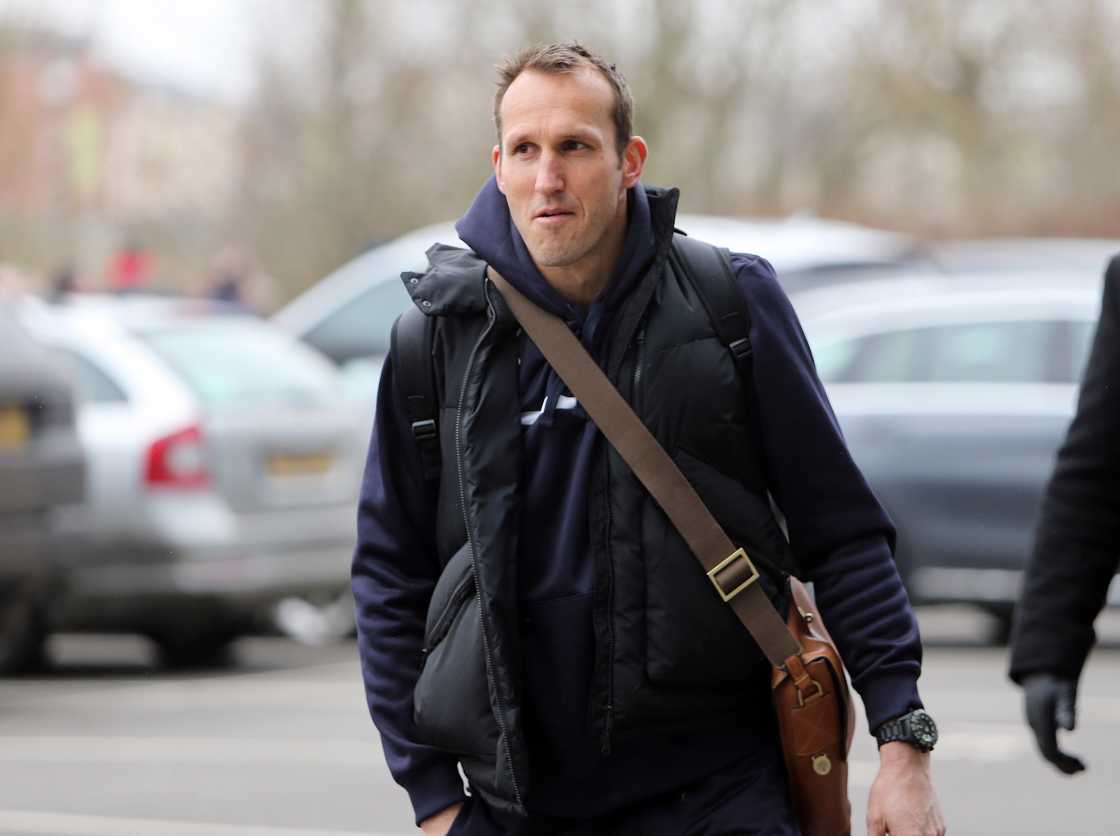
[488,268,800,666]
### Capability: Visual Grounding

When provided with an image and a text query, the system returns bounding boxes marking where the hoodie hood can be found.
[455,175,661,325]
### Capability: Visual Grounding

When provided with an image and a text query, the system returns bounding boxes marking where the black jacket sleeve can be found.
[1010,255,1120,683]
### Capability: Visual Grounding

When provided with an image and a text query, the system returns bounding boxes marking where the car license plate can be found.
[0,406,29,451]
[267,452,332,477]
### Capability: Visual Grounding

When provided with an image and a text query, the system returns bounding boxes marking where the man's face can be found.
[492,66,645,273]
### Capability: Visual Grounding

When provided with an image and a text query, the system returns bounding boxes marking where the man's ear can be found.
[491,144,505,193]
[621,136,648,189]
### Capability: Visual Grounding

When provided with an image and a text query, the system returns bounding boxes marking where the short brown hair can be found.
[493,42,634,157]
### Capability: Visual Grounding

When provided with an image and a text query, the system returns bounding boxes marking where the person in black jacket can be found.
[353,42,945,836]
[1010,254,1120,775]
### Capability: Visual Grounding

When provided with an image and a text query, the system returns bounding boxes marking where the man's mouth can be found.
[534,208,575,221]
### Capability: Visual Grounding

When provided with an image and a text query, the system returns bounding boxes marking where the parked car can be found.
[791,269,1103,637]
[925,237,1120,276]
[0,301,85,672]
[17,296,366,665]
[679,213,919,293]
[272,214,915,418]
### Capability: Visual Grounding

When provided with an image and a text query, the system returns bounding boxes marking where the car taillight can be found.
[145,424,210,489]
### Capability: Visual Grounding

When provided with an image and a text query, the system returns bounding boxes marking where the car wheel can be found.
[0,597,48,674]
[156,630,236,670]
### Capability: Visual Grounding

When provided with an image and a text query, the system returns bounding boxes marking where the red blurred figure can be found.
[108,242,152,293]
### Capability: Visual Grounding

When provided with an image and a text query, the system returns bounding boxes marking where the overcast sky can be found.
[0,0,260,100]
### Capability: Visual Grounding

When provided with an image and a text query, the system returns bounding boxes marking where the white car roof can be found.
[673,213,913,272]
[18,299,199,413]
[790,269,1103,344]
[927,237,1120,274]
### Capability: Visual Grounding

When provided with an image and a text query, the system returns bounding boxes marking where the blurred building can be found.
[0,27,242,279]
[102,92,239,220]
[0,31,126,215]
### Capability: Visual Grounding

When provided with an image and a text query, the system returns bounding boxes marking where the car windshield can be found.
[139,319,339,409]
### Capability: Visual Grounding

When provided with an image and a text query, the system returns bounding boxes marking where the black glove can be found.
[1022,673,1086,775]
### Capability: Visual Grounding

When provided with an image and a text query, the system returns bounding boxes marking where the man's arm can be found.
[1008,255,1120,774]
[352,355,466,826]
[732,255,943,834]
[1010,255,1120,684]
[731,254,922,729]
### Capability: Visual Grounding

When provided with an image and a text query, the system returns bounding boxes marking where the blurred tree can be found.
[7,0,1120,295]
[234,0,498,296]
[222,0,1120,295]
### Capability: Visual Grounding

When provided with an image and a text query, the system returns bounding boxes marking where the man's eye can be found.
[563,140,587,151]
[513,143,531,155]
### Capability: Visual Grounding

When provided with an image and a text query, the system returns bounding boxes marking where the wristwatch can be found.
[874,709,938,752]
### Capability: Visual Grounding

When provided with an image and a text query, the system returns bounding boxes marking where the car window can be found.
[857,329,928,382]
[815,319,1069,384]
[815,328,926,383]
[925,320,1054,383]
[304,280,411,363]
[140,320,339,409]
[810,339,860,381]
[52,347,128,404]
[1069,319,1097,382]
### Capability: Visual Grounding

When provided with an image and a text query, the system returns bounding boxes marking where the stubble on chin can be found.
[527,231,579,268]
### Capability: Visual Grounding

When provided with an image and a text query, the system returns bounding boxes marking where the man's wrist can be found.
[878,740,931,770]
[874,707,938,752]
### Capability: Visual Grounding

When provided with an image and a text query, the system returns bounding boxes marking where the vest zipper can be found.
[455,296,524,810]
[601,330,645,758]
[601,449,616,757]
[631,326,646,408]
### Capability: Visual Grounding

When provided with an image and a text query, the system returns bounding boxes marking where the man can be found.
[353,42,945,835]
[1010,254,1120,776]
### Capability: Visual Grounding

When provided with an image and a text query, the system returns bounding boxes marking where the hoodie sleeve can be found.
[730,253,924,733]
[351,355,466,824]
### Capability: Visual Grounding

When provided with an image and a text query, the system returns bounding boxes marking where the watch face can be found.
[910,711,938,748]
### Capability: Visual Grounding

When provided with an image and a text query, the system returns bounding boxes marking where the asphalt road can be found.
[1,609,1119,836]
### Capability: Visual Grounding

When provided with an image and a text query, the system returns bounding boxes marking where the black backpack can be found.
[389,234,756,483]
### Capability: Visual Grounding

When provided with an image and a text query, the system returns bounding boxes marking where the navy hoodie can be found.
[352,178,923,824]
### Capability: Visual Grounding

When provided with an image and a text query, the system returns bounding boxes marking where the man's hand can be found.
[419,801,463,836]
[1022,673,1086,774]
[866,742,946,836]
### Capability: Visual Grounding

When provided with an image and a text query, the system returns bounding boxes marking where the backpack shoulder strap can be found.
[670,233,754,379]
[670,235,795,571]
[389,304,441,482]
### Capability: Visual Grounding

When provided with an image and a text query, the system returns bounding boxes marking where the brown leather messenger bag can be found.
[488,267,856,836]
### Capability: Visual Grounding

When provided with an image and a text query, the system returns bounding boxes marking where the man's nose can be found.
[534,151,565,194]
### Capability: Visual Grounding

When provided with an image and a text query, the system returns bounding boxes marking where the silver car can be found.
[793,270,1101,637]
[19,297,365,665]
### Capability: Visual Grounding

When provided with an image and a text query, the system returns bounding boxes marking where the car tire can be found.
[0,597,48,675]
[156,630,236,670]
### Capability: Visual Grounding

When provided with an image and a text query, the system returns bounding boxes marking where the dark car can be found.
[793,269,1101,639]
[0,301,85,672]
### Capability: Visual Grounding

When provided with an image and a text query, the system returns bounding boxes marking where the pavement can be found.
[1,608,1119,835]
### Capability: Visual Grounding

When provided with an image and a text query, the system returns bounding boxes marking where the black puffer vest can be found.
[399,191,796,816]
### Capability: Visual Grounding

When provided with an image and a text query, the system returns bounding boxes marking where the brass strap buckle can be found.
[796,679,826,707]
[707,547,760,603]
